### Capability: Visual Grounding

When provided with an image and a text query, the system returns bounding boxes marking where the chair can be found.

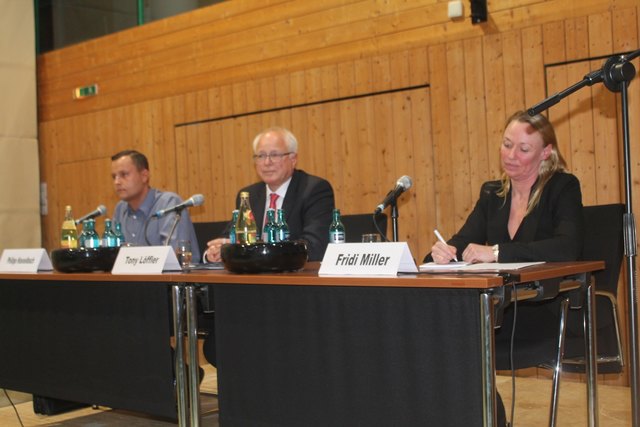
[562,203,625,373]
[494,203,625,426]
[193,220,231,263]
[341,213,388,242]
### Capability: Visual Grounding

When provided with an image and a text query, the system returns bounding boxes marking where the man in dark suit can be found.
[204,127,335,262]
[200,127,335,368]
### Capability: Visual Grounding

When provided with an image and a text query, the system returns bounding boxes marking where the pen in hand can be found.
[434,229,458,262]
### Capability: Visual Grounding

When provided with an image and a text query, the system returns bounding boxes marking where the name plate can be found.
[0,249,53,272]
[111,246,181,274]
[319,242,418,276]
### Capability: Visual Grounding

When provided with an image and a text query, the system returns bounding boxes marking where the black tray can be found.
[51,247,120,273]
[221,240,308,273]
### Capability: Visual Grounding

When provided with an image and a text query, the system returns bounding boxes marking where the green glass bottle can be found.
[235,192,257,244]
[276,209,290,242]
[114,221,125,246]
[80,219,100,248]
[263,208,277,243]
[229,209,239,244]
[329,208,346,243]
[101,218,117,247]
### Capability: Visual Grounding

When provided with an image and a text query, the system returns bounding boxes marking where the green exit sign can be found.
[73,84,98,99]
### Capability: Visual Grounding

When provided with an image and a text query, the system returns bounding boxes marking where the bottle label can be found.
[329,231,346,243]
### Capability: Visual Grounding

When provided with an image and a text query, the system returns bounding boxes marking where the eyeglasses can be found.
[252,152,293,163]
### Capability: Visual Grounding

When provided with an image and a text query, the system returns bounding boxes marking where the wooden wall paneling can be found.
[306,104,326,179]
[320,64,339,100]
[427,44,454,236]
[521,26,546,109]
[353,57,374,94]
[337,62,356,98]
[564,16,590,62]
[354,97,377,211]
[566,60,597,205]
[274,74,292,108]
[390,90,417,244]
[290,70,306,106]
[371,54,392,93]
[304,68,323,104]
[372,92,396,210]
[463,37,490,200]
[408,46,429,87]
[337,99,359,213]
[231,82,248,116]
[482,34,507,179]
[501,31,526,115]
[408,87,434,260]
[323,101,344,206]
[590,73,622,205]
[446,41,473,230]
[587,12,621,205]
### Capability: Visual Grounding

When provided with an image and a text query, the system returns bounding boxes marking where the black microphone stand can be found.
[529,48,640,427]
[164,211,183,246]
[390,199,399,242]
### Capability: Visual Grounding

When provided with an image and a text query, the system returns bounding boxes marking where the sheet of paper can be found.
[419,261,544,272]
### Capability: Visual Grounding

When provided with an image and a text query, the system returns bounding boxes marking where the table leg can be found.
[186,284,202,426]
[585,278,599,427]
[480,291,497,427]
[172,284,188,426]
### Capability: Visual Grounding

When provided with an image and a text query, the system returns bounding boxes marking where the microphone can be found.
[374,175,413,214]
[153,194,204,218]
[75,205,107,225]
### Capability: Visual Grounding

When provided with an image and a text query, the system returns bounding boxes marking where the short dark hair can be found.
[111,150,149,171]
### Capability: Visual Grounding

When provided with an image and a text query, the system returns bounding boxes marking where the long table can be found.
[183,261,604,427]
[0,261,603,427]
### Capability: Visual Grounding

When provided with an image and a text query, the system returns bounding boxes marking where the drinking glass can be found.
[176,240,193,269]
[362,233,381,243]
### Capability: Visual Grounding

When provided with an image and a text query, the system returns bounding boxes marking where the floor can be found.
[0,367,632,426]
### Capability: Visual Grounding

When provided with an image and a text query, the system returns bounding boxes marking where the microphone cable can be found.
[2,388,24,427]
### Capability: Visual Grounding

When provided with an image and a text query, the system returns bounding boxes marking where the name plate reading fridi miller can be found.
[111,246,181,274]
[319,242,418,276]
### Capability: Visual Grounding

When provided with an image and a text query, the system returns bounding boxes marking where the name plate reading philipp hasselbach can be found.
[319,242,418,276]
[111,246,181,274]
[0,249,53,273]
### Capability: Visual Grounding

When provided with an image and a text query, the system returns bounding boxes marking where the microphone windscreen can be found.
[397,175,413,190]
[97,205,107,215]
[191,194,205,206]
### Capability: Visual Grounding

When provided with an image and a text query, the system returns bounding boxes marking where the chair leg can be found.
[549,297,570,427]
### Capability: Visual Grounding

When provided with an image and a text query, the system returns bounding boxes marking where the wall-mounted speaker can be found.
[470,0,487,24]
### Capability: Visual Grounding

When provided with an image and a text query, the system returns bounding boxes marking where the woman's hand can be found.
[462,243,496,263]
[431,241,459,264]
[204,237,230,262]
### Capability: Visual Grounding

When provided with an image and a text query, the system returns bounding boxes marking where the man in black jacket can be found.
[204,127,335,261]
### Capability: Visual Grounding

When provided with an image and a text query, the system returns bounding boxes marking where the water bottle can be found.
[263,208,278,243]
[101,218,118,247]
[229,209,239,244]
[329,208,346,243]
[276,209,290,241]
[114,221,125,246]
[80,219,100,248]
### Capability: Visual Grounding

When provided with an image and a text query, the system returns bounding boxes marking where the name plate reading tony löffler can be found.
[319,242,418,276]
[0,249,53,272]
[111,246,181,274]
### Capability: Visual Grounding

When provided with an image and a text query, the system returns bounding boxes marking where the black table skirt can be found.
[214,284,484,427]
[0,280,177,419]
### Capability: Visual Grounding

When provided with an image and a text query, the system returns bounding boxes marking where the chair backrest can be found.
[193,220,231,261]
[581,203,625,294]
[341,213,388,243]
[564,203,625,369]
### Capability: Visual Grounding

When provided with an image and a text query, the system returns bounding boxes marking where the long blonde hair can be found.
[497,111,567,215]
